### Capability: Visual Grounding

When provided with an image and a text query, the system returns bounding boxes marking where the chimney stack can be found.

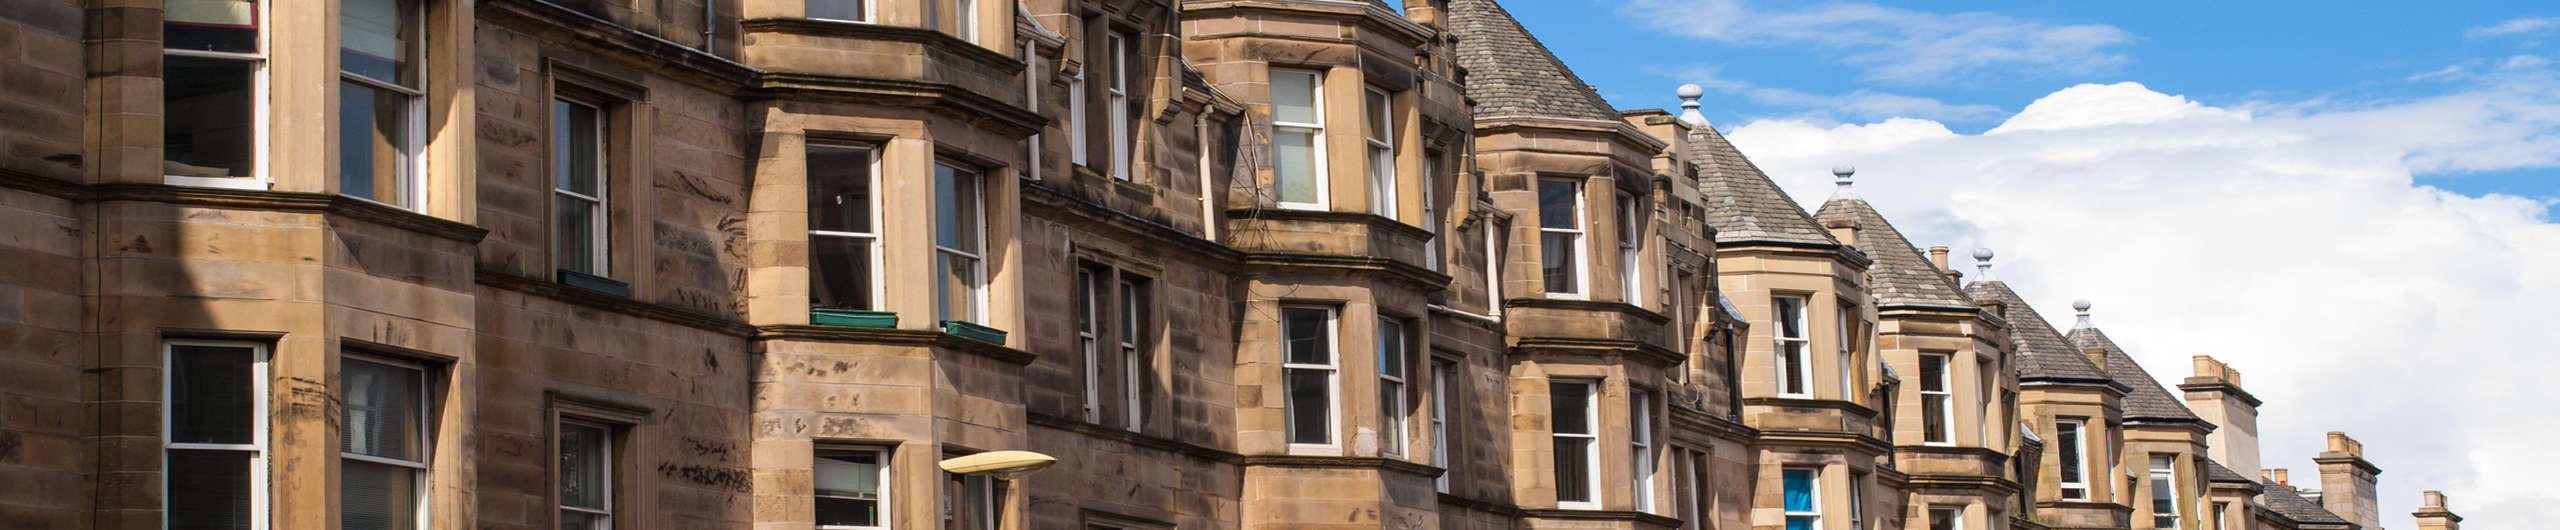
[1824,218,1859,246]
[1929,246,1949,270]
[2413,491,2461,530]
[2181,355,2263,475]
[2316,432,2384,529]
[2262,468,2289,487]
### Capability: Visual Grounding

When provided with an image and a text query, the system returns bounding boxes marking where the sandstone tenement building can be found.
[0,0,2449,529]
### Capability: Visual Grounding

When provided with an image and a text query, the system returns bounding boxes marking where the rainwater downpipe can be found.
[701,0,717,51]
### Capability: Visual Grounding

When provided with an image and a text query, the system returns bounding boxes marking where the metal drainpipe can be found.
[701,0,717,51]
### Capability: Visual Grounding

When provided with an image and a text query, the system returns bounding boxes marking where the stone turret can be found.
[2181,355,2262,475]
[2316,432,2384,529]
[2413,491,2461,530]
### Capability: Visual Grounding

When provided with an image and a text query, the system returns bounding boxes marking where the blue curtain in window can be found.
[1783,470,1814,512]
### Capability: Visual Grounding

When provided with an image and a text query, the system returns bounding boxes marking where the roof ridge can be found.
[2065,326,2204,422]
[1813,197,1974,309]
[1447,0,1624,122]
[1691,126,1839,247]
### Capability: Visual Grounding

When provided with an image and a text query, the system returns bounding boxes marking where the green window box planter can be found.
[941,319,1008,345]
[812,309,899,328]
[555,269,630,297]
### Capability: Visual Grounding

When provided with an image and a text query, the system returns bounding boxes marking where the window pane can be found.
[1554,436,1590,502]
[808,146,876,234]
[2057,423,2083,482]
[1541,232,1578,293]
[1281,308,1329,365]
[1284,368,1330,444]
[554,101,602,195]
[1782,469,1815,511]
[340,0,418,86]
[1271,71,1317,124]
[811,235,876,311]
[166,0,261,52]
[934,164,980,253]
[555,195,597,273]
[1274,129,1318,204]
[807,0,864,21]
[338,81,409,205]
[163,57,257,179]
[1786,518,1814,530]
[816,450,883,527]
[1923,396,1947,442]
[1776,298,1805,338]
[1920,355,1947,392]
[341,358,422,461]
[1549,382,1588,435]
[1537,180,1577,228]
[1376,320,1403,379]
[560,512,599,530]
[343,459,419,530]
[1782,342,1807,395]
[1365,90,1390,140]
[168,449,253,530]
[937,252,980,323]
[559,423,608,510]
[1378,380,1402,448]
[171,345,257,444]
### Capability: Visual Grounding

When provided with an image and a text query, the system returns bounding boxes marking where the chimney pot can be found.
[2262,468,2289,486]
[1929,246,1950,270]
[2416,490,2463,530]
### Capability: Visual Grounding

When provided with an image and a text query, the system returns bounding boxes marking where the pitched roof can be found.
[1962,281,2115,383]
[2262,482,2355,526]
[1814,197,1976,310]
[1690,126,1839,247]
[2204,459,2259,485]
[1447,0,1623,122]
[2065,327,2204,423]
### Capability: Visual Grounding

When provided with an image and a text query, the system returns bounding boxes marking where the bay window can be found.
[2057,419,2089,500]
[554,99,609,277]
[1782,468,1819,530]
[1377,318,1408,456]
[933,162,985,324]
[1271,70,1327,209]
[815,447,889,529]
[1551,380,1597,509]
[1774,296,1810,397]
[809,145,881,311]
[1282,307,1337,447]
[1365,88,1396,219]
[1921,353,1952,445]
[339,0,423,208]
[1538,178,1585,298]
[164,0,265,188]
[557,420,612,530]
[342,357,427,530]
[166,341,267,530]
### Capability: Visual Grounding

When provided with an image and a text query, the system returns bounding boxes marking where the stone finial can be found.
[1972,248,1997,281]
[2072,300,2094,330]
[1676,85,1708,127]
[1827,164,1861,201]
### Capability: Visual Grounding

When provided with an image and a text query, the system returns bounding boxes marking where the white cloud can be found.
[1727,81,2560,527]
[1666,66,2009,123]
[1621,0,2136,84]
[2466,17,2560,40]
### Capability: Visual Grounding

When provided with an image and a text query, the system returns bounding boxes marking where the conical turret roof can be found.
[1961,281,2115,384]
[1689,126,1840,247]
[2065,326,2203,423]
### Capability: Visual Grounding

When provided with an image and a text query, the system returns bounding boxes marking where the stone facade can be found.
[0,0,2435,530]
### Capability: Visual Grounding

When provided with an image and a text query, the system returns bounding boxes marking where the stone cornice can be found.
[1520,508,1684,528]
[1435,493,1527,517]
[2312,454,2383,476]
[1509,336,1685,368]
[1240,455,1445,478]
[1471,117,1671,157]
[1240,252,1453,292]
[53,182,493,244]
[1747,426,1895,454]
[1226,207,1437,241]
[0,168,81,199]
[477,270,758,336]
[1666,405,1759,442]
[1897,472,2023,494]
[1021,181,1246,268]
[479,0,760,93]
[1179,0,1438,47]
[738,18,1028,72]
[1026,412,1244,463]
[752,73,1048,137]
[1713,240,1876,268]
[2177,379,2263,407]
[1744,396,1883,421]
[756,325,1040,365]
[1502,297,1674,325]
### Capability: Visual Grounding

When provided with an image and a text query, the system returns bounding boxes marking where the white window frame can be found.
[2149,454,2180,528]
[1929,506,1962,530]
[808,144,884,312]
[1538,178,1587,300]
[1782,467,1820,528]
[1484,217,1504,314]
[557,418,613,530]
[953,0,978,43]
[161,2,274,191]
[1069,60,1088,167]
[2057,419,2090,500]
[1270,69,1329,210]
[1282,306,1341,452]
[814,445,891,530]
[1616,192,1640,305]
[804,0,873,22]
[340,353,432,530]
[1120,279,1144,432]
[1921,353,1954,445]
[1107,34,1131,180]
[1552,380,1599,510]
[1977,359,1993,447]
[1422,155,1439,270]
[1431,360,1451,492]
[553,97,610,277]
[1364,88,1396,219]
[1837,307,1854,400]
[163,340,271,530]
[1849,473,1867,529]
[933,161,987,324]
[1631,390,1655,513]
[1773,296,1812,397]
[1377,317,1407,457]
[1078,269,1103,423]
[336,0,427,210]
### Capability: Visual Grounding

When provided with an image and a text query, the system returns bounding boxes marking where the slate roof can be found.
[2065,326,2204,423]
[1447,0,1623,122]
[2262,481,2355,526]
[1814,197,1976,310]
[2204,459,2258,485]
[1962,281,2115,383]
[1689,126,1840,247]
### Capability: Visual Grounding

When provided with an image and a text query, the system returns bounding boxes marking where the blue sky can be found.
[1501,0,2560,215]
